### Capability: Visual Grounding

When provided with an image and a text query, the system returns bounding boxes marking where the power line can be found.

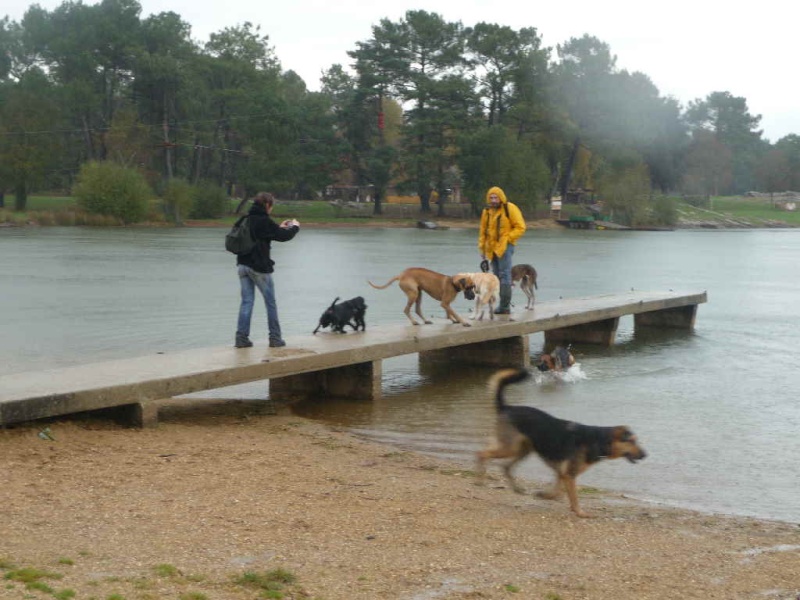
[0,109,300,137]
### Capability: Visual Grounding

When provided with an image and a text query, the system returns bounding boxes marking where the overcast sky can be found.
[5,0,798,142]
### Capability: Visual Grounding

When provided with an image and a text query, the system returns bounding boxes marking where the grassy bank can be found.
[2,194,799,228]
[675,195,800,227]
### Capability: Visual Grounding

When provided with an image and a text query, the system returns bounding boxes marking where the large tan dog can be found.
[476,369,647,518]
[368,268,476,327]
[511,264,538,309]
[467,272,500,320]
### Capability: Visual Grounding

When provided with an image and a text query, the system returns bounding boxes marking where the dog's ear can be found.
[328,297,340,309]
[617,427,634,442]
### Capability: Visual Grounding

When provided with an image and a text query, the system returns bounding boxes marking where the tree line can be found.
[2,1,799,224]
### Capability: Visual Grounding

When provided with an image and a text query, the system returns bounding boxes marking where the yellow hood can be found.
[485,186,508,205]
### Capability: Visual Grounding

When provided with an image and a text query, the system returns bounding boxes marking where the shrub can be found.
[652,196,677,226]
[34,211,55,226]
[163,179,194,224]
[190,183,228,219]
[596,164,651,227]
[54,211,77,226]
[73,161,152,224]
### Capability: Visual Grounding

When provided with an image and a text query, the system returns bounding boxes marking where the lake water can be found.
[1,225,798,523]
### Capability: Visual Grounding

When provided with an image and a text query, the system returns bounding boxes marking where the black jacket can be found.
[236,204,299,273]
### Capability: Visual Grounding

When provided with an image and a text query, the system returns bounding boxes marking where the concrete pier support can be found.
[635,305,698,330]
[419,335,530,368]
[269,361,383,402]
[105,401,159,428]
[1,291,707,428]
[545,317,620,347]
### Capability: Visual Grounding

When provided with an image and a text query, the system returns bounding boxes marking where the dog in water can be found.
[476,368,647,517]
[535,345,575,372]
[511,264,538,309]
[313,296,367,334]
[368,268,475,327]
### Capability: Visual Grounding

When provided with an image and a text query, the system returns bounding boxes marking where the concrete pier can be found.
[0,290,706,427]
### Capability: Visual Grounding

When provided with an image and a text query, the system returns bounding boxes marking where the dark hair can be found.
[253,192,275,208]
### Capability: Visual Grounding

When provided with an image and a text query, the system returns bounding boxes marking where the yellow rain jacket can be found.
[478,186,526,259]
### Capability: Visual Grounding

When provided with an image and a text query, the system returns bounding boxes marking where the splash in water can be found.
[534,362,587,384]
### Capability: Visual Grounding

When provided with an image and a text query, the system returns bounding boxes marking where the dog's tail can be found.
[522,273,538,290]
[367,276,400,290]
[313,297,341,334]
[488,368,530,412]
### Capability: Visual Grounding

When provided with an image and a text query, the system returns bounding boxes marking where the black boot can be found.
[494,284,512,315]
[235,333,253,348]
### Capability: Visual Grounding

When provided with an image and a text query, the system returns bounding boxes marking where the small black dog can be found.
[313,296,367,334]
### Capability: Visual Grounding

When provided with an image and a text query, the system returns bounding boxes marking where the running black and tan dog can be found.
[368,267,476,327]
[476,368,647,517]
[313,296,367,334]
[511,264,538,309]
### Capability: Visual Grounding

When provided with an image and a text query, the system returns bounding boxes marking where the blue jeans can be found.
[236,265,282,341]
[491,244,514,285]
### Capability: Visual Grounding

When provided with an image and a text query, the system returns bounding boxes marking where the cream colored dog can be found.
[465,272,500,320]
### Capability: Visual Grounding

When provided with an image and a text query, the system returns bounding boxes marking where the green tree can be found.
[682,130,733,199]
[595,163,651,226]
[0,69,64,209]
[23,0,144,161]
[162,177,193,223]
[365,144,397,214]
[104,107,152,168]
[684,91,765,193]
[201,23,270,188]
[458,126,549,214]
[351,10,470,213]
[0,17,16,80]
[133,11,198,181]
[465,23,548,129]
[773,134,800,191]
[755,148,791,204]
[458,23,558,212]
[551,35,617,199]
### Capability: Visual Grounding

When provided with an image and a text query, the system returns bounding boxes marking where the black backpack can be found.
[225,215,256,255]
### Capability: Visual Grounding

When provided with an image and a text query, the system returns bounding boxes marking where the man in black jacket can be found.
[235,192,300,348]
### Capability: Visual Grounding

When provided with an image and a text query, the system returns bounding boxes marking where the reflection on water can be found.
[2,226,799,523]
[293,355,590,462]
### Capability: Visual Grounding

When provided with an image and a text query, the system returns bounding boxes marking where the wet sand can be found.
[1,401,798,600]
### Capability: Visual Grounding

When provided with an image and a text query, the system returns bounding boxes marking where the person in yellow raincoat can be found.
[478,186,526,314]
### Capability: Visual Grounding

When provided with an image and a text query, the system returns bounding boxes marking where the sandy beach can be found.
[1,396,798,600]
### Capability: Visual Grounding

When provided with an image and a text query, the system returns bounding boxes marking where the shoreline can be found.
[1,405,798,599]
[4,214,798,230]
